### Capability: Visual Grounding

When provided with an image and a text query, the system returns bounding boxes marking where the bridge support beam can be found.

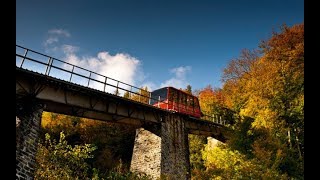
[207,137,222,149]
[161,114,191,179]
[130,114,190,180]
[16,98,44,179]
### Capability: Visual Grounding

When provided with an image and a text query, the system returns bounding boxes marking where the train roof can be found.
[152,86,194,96]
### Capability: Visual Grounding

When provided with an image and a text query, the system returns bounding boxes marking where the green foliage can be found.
[201,144,288,179]
[41,112,136,174]
[227,116,255,157]
[188,134,206,170]
[123,91,130,99]
[185,85,192,94]
[35,132,97,179]
[35,131,151,180]
[105,171,152,180]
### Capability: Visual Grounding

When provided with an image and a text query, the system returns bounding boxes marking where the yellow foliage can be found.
[201,144,288,179]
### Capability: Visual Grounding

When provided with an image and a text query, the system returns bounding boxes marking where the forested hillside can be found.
[191,23,304,179]
[35,23,304,179]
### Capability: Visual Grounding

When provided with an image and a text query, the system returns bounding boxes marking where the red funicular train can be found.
[149,87,202,118]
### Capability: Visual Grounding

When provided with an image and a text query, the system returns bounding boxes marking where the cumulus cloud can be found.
[44,28,71,53]
[42,28,193,95]
[160,66,191,89]
[59,49,143,94]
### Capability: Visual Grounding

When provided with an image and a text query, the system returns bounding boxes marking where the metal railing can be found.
[202,114,226,126]
[16,45,226,126]
[16,45,154,103]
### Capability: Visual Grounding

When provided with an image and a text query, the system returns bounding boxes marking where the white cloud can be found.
[62,44,79,54]
[42,29,194,95]
[160,66,191,89]
[48,29,71,37]
[43,28,71,53]
[44,37,58,46]
[61,50,143,94]
[170,66,191,78]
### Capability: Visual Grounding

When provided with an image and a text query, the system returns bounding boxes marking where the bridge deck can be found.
[16,45,230,141]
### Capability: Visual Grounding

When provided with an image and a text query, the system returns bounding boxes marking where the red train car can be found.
[150,86,202,118]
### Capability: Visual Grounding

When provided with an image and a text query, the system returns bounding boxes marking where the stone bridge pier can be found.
[130,113,191,180]
[16,97,44,179]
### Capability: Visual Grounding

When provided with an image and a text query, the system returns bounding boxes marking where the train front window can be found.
[150,88,168,105]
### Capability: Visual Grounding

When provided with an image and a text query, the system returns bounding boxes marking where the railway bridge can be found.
[16,45,231,179]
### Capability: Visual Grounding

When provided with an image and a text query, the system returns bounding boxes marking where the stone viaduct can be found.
[16,45,230,179]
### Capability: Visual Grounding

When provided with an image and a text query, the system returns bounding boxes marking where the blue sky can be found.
[16,0,303,92]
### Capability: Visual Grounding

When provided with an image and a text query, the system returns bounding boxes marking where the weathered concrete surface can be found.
[207,137,223,149]
[161,114,190,180]
[131,114,191,180]
[16,98,43,179]
[130,128,161,179]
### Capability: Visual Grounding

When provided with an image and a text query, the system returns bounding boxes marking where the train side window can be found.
[173,89,178,103]
[183,93,187,105]
[178,91,184,104]
[169,89,173,102]
[168,88,178,103]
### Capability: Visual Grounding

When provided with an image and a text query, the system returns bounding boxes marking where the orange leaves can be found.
[267,23,304,55]
[198,86,226,115]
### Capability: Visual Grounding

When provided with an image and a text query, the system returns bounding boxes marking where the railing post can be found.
[104,77,107,92]
[45,57,52,75]
[47,58,54,75]
[148,92,151,105]
[69,66,75,82]
[20,49,29,68]
[129,86,132,98]
[87,72,92,87]
[158,96,160,108]
[116,81,120,96]
[139,90,141,102]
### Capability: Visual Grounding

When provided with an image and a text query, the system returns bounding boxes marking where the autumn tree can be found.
[35,132,97,179]
[40,112,137,176]
[197,85,235,125]
[221,48,260,113]
[200,143,288,179]
[123,91,130,99]
[215,23,304,179]
[185,84,192,94]
[130,86,150,104]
